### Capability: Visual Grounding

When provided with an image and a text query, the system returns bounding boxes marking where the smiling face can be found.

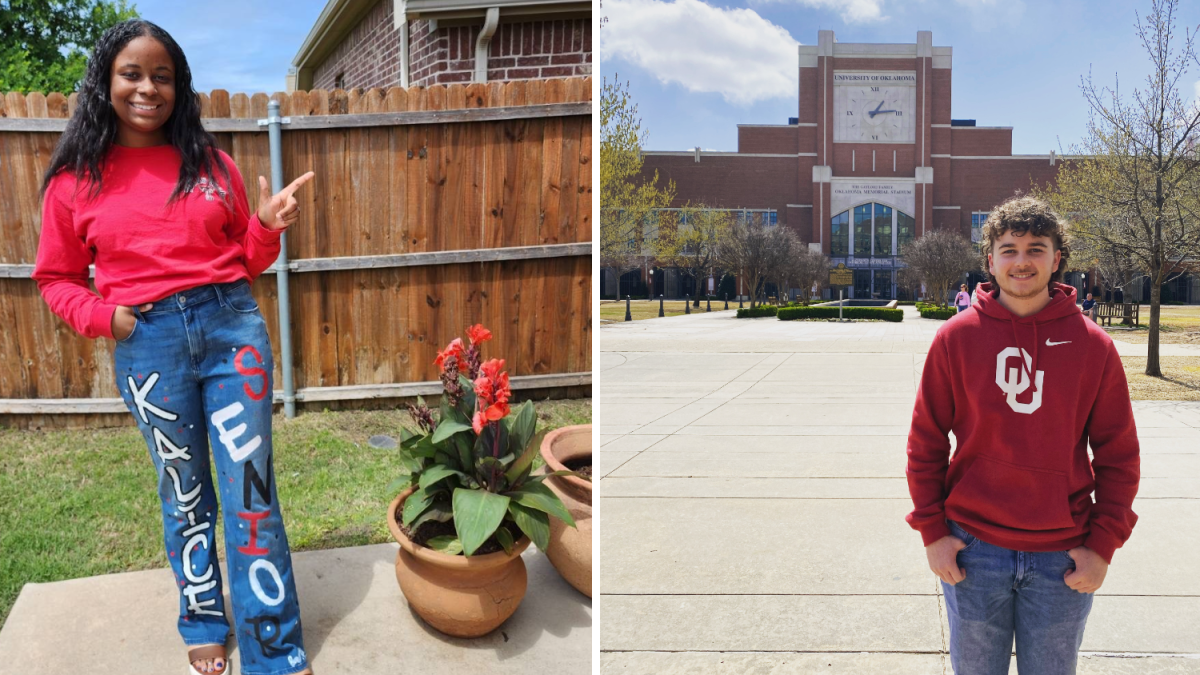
[987,230,1062,301]
[109,35,175,147]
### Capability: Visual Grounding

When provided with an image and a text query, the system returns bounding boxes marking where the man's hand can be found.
[1064,546,1108,593]
[111,303,154,341]
[926,535,968,585]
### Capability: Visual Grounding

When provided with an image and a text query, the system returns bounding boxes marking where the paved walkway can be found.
[0,544,591,674]
[598,308,1200,674]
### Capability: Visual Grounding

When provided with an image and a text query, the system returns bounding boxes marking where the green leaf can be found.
[410,499,453,530]
[402,487,435,526]
[419,465,465,491]
[400,427,417,444]
[426,536,463,556]
[453,434,475,479]
[386,474,414,495]
[494,524,515,555]
[452,489,511,556]
[504,427,548,484]
[508,502,550,551]
[409,435,438,458]
[506,481,576,528]
[432,420,472,445]
[505,401,537,455]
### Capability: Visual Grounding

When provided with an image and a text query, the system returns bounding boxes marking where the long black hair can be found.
[41,19,230,202]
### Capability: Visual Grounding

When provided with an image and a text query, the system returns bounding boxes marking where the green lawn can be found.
[600,299,736,321]
[1102,304,1200,344]
[0,400,591,629]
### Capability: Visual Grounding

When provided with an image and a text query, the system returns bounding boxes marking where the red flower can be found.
[472,358,512,432]
[467,324,493,346]
[434,338,465,369]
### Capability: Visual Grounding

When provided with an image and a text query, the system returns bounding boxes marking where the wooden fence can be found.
[0,78,592,428]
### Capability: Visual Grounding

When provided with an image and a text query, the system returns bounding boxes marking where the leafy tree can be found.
[600,75,675,285]
[658,204,732,305]
[0,0,138,94]
[902,230,977,307]
[783,240,830,303]
[1035,0,1200,375]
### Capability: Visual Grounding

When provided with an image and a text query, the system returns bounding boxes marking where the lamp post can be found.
[625,295,631,322]
[659,294,664,317]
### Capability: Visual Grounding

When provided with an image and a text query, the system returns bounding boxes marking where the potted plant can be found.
[385,324,579,638]
[539,424,592,597]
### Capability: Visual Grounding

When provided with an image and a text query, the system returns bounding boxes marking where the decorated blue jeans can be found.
[114,280,309,675]
[943,520,1093,675]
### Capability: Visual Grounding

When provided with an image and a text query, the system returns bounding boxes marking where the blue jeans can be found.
[114,281,308,675]
[943,520,1093,675]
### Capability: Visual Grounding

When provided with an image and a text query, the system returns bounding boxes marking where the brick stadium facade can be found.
[292,0,590,91]
[617,30,1198,304]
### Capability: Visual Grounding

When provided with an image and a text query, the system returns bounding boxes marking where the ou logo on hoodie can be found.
[995,347,1044,414]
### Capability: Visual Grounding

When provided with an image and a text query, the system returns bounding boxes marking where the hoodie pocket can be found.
[945,454,1074,532]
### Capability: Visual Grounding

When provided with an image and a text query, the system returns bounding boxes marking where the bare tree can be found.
[721,218,789,308]
[1037,0,1200,376]
[776,236,830,303]
[902,230,978,307]
[897,266,924,302]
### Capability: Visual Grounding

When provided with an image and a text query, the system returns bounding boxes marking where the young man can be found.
[905,196,1140,675]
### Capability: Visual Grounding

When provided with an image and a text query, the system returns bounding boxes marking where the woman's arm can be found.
[31,174,120,339]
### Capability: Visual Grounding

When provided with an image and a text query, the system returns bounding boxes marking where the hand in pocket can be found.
[112,302,154,340]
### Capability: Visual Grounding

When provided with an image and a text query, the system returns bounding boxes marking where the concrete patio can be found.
[0,544,591,674]
[598,307,1200,674]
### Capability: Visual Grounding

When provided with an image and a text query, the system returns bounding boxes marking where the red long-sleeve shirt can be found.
[33,145,284,340]
[905,282,1140,563]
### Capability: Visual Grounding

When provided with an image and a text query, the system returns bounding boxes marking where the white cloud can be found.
[600,0,800,105]
[750,0,886,23]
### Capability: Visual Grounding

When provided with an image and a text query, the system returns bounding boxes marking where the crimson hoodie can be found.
[32,145,285,340]
[905,282,1139,563]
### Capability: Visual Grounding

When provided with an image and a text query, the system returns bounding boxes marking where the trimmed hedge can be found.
[777,306,903,322]
[920,307,957,320]
[736,306,778,318]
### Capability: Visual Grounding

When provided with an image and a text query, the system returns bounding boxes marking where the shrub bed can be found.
[777,306,903,322]
[736,306,778,318]
[920,307,958,320]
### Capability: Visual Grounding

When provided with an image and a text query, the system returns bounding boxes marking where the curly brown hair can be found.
[979,195,1070,285]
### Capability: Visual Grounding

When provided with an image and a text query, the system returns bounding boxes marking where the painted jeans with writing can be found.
[942,520,1093,675]
[114,280,308,675]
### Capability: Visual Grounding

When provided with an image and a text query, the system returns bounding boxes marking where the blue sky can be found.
[127,0,330,93]
[599,0,1200,154]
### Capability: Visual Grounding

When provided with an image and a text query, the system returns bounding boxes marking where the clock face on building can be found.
[833,73,917,143]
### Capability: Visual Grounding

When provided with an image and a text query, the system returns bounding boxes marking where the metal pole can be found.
[839,289,844,322]
[625,295,632,322]
[267,100,297,419]
[685,295,691,314]
[659,294,664,317]
[706,295,711,312]
[724,294,728,310]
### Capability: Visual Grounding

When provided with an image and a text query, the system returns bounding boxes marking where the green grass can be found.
[600,299,734,321]
[0,399,591,629]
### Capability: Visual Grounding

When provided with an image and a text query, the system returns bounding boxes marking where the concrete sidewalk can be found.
[0,544,591,674]
[598,309,1200,674]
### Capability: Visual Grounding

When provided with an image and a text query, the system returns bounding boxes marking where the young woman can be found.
[32,19,315,675]
[954,283,971,313]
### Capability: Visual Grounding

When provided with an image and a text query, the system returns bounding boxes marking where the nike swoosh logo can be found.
[1046,339,1071,346]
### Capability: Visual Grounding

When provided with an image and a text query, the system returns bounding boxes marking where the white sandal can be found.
[186,644,227,675]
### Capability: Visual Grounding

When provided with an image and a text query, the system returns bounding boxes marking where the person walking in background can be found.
[954,284,971,313]
[32,19,315,675]
[905,196,1140,675]
[1082,292,1098,323]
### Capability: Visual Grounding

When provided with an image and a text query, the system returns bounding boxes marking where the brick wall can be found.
[410,18,592,87]
[310,0,592,89]
[737,126,799,154]
[313,0,402,90]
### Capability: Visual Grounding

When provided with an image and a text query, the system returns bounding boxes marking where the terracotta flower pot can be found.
[539,424,592,597]
[386,488,530,637]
